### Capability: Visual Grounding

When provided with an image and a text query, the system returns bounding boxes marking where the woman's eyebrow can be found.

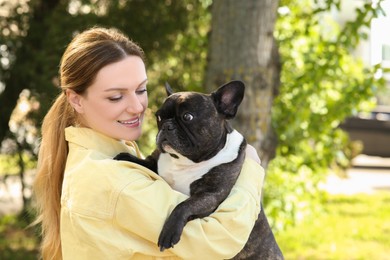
[139,78,148,87]
[104,78,148,92]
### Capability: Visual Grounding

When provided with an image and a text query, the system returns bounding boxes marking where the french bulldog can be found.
[114,81,283,259]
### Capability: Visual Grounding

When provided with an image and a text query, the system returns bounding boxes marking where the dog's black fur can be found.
[114,81,283,259]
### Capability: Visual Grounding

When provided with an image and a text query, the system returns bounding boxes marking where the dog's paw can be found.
[157,218,186,252]
[113,153,134,161]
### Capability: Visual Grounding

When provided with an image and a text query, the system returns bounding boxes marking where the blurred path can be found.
[0,175,24,216]
[0,170,34,216]
[322,155,390,195]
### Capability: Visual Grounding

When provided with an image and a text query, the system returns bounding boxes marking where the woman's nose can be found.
[127,95,145,114]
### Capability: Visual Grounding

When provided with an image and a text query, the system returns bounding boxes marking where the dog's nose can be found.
[162,121,175,131]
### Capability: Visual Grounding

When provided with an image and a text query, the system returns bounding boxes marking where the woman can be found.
[34,26,265,260]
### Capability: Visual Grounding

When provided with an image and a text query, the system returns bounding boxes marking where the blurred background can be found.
[0,0,389,259]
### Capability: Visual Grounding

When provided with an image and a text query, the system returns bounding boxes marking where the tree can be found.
[0,0,62,144]
[205,0,281,169]
[266,0,386,229]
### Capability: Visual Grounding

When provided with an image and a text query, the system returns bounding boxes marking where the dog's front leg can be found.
[114,150,159,173]
[158,194,221,251]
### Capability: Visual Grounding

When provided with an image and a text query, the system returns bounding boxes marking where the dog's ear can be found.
[165,82,174,96]
[211,80,245,119]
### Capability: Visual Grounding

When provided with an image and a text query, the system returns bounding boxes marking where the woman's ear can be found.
[66,89,84,113]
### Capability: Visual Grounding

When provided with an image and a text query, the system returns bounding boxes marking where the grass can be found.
[0,192,389,259]
[275,191,390,260]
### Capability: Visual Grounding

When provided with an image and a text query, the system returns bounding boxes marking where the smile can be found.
[117,117,140,126]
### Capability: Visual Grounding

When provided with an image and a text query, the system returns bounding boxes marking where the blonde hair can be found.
[33,27,144,259]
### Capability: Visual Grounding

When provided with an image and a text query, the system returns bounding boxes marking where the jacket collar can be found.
[65,126,140,158]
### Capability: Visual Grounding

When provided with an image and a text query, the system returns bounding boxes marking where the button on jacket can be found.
[61,126,265,260]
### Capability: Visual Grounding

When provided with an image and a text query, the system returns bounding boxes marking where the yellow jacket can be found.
[61,126,264,260]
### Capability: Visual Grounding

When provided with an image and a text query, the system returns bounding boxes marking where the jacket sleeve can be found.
[114,158,264,260]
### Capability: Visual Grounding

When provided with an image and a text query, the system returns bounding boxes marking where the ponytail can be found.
[33,92,75,260]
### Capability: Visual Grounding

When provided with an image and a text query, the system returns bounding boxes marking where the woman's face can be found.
[68,56,148,141]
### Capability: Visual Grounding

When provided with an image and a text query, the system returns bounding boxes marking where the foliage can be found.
[276,192,390,259]
[0,153,36,176]
[264,0,387,229]
[0,214,39,259]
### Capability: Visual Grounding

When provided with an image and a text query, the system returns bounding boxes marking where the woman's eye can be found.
[183,113,194,121]
[108,95,123,102]
[136,88,147,95]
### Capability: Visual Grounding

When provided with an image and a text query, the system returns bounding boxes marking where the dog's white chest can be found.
[157,130,244,196]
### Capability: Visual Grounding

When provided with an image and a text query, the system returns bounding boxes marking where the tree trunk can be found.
[205,0,280,169]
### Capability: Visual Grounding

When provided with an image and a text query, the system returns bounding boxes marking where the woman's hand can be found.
[245,144,261,165]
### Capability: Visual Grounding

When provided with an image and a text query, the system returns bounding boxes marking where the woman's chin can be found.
[121,129,142,142]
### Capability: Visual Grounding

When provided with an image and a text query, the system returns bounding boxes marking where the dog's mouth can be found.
[160,141,181,159]
[160,140,173,151]
[157,130,188,157]
[157,137,177,153]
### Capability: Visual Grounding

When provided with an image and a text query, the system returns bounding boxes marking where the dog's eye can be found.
[183,113,194,121]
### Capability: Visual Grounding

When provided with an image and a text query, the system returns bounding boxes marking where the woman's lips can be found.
[117,117,140,127]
